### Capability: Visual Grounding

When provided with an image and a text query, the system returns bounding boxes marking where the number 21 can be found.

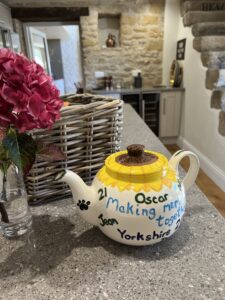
[98,188,107,201]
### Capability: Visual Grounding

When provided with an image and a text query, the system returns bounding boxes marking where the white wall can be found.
[162,0,180,85]
[60,25,83,94]
[54,79,65,95]
[163,0,225,192]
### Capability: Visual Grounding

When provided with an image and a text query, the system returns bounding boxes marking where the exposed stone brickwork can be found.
[182,1,225,16]
[211,90,223,109]
[80,1,165,89]
[219,111,225,135]
[182,0,225,136]
[183,11,225,27]
[206,69,219,90]
[193,36,225,52]
[192,22,225,37]
[201,51,225,69]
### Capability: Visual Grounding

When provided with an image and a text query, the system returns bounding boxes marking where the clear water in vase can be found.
[0,164,32,238]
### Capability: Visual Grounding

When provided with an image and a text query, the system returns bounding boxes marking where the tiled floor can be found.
[166,144,225,218]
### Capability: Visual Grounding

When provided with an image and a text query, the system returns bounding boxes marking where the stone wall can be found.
[80,0,165,89]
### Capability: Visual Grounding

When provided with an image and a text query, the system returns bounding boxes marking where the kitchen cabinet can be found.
[0,3,13,31]
[159,91,182,137]
[91,88,184,137]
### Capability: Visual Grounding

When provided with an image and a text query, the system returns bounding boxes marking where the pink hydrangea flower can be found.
[0,48,63,132]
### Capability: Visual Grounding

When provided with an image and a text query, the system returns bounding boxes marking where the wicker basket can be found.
[26,93,123,205]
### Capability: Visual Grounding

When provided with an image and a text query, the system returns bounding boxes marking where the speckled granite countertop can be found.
[0,105,225,300]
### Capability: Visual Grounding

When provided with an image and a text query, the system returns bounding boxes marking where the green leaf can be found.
[18,133,37,175]
[3,128,37,175]
[0,144,7,163]
[0,129,11,174]
[2,128,22,170]
[36,141,65,161]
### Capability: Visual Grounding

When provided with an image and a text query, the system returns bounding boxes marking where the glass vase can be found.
[0,163,32,238]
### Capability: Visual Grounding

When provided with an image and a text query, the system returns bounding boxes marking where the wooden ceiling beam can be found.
[11,7,89,22]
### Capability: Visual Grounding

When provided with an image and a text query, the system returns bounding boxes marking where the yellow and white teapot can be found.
[55,145,199,246]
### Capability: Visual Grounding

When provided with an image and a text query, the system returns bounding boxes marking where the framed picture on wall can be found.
[176,38,186,60]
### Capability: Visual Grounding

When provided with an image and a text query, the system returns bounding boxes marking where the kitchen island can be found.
[0,105,225,300]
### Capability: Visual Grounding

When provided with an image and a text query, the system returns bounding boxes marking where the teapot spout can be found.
[55,170,98,226]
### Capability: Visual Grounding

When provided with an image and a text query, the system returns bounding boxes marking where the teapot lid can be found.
[98,144,177,192]
[105,144,169,177]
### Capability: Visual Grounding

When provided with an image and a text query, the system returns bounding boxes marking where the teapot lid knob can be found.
[116,144,158,166]
[127,144,145,158]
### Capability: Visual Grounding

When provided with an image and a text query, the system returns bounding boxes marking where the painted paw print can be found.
[77,200,90,211]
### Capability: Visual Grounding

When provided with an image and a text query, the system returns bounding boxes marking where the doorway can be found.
[24,22,83,95]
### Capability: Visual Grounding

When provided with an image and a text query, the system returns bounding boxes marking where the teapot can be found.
[55,144,199,246]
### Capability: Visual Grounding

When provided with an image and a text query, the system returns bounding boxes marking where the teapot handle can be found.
[168,150,200,191]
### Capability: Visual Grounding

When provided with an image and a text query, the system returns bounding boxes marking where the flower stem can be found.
[0,202,9,223]
[0,163,9,223]
[1,169,7,201]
